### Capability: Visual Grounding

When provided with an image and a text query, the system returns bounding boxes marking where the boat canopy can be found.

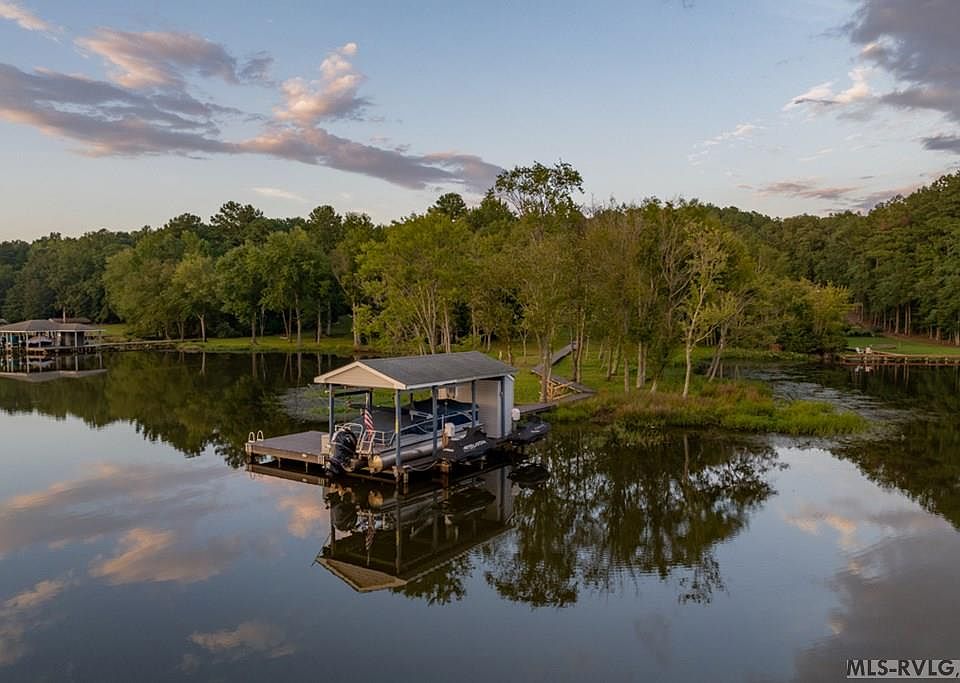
[314,351,515,391]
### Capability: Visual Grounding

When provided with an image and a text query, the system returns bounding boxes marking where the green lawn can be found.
[847,334,960,356]
[176,335,361,355]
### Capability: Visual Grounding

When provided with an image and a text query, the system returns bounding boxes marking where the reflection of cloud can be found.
[277,493,328,538]
[0,576,72,666]
[633,613,672,667]
[3,579,67,611]
[0,462,229,557]
[784,499,948,552]
[89,527,270,585]
[792,528,960,681]
[190,621,295,660]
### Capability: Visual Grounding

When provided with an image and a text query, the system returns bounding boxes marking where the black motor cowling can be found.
[326,428,358,476]
[509,462,551,489]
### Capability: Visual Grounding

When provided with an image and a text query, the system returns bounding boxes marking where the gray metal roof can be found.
[315,351,515,390]
[0,319,103,333]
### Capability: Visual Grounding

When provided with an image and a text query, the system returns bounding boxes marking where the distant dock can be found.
[839,350,960,367]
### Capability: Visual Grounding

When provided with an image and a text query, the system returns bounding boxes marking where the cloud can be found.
[754,176,926,210]
[0,36,502,192]
[190,621,295,660]
[0,0,58,34]
[755,178,861,202]
[784,66,872,112]
[697,122,758,149]
[798,147,834,162]
[252,187,306,202]
[847,0,960,123]
[689,122,760,166]
[853,181,925,211]
[241,127,501,191]
[76,29,269,89]
[275,43,369,123]
[922,134,960,154]
[0,63,238,157]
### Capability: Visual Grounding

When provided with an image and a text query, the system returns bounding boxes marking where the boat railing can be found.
[358,429,394,454]
[349,407,478,455]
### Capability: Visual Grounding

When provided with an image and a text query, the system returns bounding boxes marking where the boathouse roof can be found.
[314,351,515,390]
[0,319,102,333]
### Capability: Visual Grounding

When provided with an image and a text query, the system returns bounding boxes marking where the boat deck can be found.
[246,398,558,482]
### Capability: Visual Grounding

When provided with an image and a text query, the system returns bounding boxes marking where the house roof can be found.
[314,351,515,390]
[0,319,103,333]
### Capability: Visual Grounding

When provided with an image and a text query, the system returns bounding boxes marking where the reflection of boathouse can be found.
[0,319,104,355]
[0,351,106,382]
[248,457,515,593]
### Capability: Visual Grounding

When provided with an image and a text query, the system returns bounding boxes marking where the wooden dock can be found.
[517,392,594,415]
[246,430,328,468]
[839,351,960,367]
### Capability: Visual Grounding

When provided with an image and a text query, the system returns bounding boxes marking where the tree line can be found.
[9,161,939,400]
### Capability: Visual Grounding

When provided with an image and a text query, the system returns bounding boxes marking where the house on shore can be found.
[0,319,104,353]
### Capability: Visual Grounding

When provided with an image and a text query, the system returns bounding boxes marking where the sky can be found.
[1,0,959,240]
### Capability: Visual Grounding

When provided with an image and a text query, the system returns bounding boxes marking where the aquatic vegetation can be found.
[553,379,868,437]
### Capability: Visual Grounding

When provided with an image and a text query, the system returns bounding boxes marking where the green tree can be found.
[495,162,584,400]
[217,244,266,343]
[173,251,218,342]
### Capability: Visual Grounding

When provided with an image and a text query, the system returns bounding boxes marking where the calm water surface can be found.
[1,353,958,682]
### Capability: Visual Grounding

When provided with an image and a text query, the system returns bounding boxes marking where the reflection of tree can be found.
[395,555,473,605]
[0,351,334,465]
[483,427,778,607]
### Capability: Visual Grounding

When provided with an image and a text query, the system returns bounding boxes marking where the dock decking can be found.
[246,430,328,466]
[839,351,960,367]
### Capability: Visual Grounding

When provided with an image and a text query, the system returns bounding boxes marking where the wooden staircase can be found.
[530,342,595,401]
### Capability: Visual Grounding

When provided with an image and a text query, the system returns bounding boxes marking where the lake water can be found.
[1,353,958,682]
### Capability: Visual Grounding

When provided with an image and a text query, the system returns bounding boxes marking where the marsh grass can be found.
[553,379,867,437]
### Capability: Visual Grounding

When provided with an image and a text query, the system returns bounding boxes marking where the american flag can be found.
[364,512,376,555]
[362,405,375,433]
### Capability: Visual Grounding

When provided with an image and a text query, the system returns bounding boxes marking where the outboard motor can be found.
[326,428,358,476]
[509,462,551,489]
[327,491,358,531]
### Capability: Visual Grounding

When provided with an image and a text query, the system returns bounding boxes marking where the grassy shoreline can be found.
[551,383,867,437]
[846,333,960,356]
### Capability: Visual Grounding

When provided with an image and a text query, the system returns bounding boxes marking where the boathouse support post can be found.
[394,389,402,477]
[432,385,438,457]
[327,383,335,441]
[471,380,477,427]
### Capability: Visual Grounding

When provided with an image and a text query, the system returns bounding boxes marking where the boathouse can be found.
[246,351,521,481]
[314,350,516,440]
[0,319,104,352]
